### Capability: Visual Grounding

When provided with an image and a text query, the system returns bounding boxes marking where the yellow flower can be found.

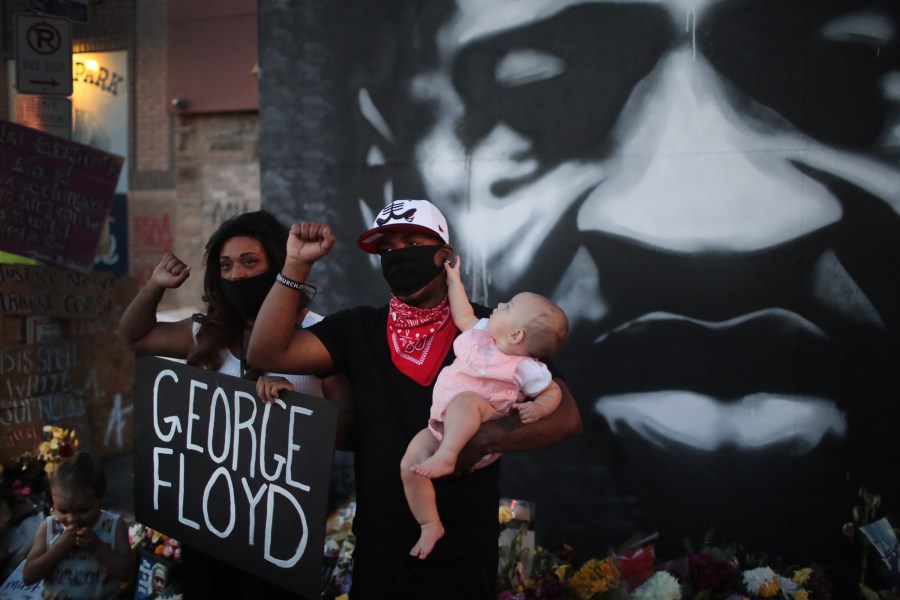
[569,558,620,599]
[44,462,56,474]
[499,505,514,524]
[793,568,813,584]
[795,590,810,600]
[38,442,51,455]
[555,564,570,580]
[759,576,780,598]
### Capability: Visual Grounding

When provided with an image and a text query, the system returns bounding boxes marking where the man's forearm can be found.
[457,378,581,470]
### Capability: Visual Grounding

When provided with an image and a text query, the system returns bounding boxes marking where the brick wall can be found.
[0,1,261,463]
[1,0,261,313]
[169,112,261,310]
[134,0,173,182]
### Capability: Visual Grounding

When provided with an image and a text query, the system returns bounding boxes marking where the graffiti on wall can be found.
[259,0,900,585]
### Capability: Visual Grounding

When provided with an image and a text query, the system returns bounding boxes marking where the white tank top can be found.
[192,311,325,397]
[42,511,120,599]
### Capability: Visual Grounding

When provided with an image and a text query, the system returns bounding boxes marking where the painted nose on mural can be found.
[577,49,842,253]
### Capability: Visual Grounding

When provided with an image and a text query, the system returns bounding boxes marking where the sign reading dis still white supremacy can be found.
[133,356,338,597]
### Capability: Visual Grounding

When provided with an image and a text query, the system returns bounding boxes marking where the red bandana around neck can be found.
[387,294,457,386]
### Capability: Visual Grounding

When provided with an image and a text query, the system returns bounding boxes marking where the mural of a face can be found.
[354,0,900,566]
[259,0,900,588]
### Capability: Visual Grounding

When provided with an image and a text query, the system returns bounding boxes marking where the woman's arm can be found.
[118,253,196,358]
[455,377,582,472]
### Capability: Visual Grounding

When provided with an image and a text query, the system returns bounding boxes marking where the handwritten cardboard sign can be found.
[0,397,41,461]
[133,356,338,598]
[0,263,115,318]
[0,338,93,462]
[0,119,123,271]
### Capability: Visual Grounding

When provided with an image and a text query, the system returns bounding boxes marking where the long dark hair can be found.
[188,210,289,375]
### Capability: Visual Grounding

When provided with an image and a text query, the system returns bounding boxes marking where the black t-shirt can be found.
[309,303,500,561]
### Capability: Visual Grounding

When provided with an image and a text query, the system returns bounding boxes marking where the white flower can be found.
[632,571,682,600]
[777,575,799,596]
[742,566,778,593]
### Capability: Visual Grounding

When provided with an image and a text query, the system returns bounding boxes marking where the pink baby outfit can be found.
[429,319,552,468]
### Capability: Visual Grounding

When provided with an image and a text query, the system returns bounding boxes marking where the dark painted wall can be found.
[258,0,900,587]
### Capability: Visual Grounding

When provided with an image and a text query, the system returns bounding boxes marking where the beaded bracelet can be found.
[276,272,307,291]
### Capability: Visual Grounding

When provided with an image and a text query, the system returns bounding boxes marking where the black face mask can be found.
[219,268,277,319]
[380,245,444,297]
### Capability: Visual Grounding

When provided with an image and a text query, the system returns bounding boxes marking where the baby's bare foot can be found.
[409,521,444,559]
[411,454,456,478]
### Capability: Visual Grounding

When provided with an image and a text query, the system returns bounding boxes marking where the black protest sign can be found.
[0,119,123,271]
[133,356,338,598]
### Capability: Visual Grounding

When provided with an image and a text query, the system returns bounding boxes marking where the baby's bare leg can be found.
[413,392,497,478]
[401,429,445,559]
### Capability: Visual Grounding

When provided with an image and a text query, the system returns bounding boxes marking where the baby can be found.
[400,256,568,559]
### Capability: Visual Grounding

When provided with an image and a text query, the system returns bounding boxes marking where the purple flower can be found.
[690,553,733,589]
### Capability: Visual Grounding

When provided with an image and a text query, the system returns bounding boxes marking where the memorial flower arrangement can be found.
[128,522,182,560]
[499,524,627,600]
[37,425,79,473]
[646,532,832,600]
[0,426,79,532]
[498,523,833,600]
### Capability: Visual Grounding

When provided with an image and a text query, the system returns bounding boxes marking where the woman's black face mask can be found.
[380,245,444,297]
[219,268,277,319]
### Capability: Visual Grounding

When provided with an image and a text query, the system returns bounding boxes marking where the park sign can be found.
[133,356,338,598]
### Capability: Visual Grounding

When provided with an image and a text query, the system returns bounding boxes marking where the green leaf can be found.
[859,583,880,600]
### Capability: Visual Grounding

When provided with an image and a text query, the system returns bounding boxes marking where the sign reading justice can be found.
[133,356,338,597]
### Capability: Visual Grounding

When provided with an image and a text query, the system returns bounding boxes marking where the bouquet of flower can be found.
[498,520,834,600]
[0,426,79,532]
[38,426,78,473]
[663,534,832,600]
[128,522,182,561]
[499,524,627,600]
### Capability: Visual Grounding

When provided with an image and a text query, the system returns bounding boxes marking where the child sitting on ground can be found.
[400,256,569,559]
[23,452,134,598]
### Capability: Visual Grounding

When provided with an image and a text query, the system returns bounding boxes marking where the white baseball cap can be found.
[357,199,450,253]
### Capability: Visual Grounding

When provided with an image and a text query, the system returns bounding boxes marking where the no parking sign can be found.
[14,13,73,96]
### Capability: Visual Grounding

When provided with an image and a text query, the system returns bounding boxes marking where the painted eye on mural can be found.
[452,3,673,162]
[698,1,897,148]
[493,49,566,87]
[820,8,897,44]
